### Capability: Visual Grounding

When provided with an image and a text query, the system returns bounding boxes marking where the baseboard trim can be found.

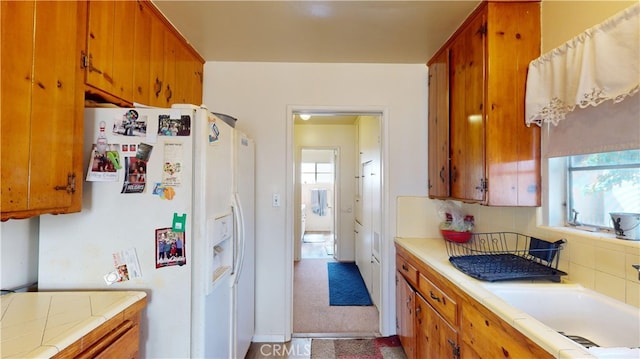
[292,332,380,339]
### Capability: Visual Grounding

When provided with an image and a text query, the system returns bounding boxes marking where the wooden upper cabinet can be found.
[85,0,135,102]
[148,8,166,107]
[133,0,153,105]
[175,41,205,105]
[161,30,179,107]
[427,1,541,206]
[1,0,86,220]
[484,2,541,206]
[86,0,204,107]
[190,55,204,105]
[427,49,450,199]
[449,11,486,203]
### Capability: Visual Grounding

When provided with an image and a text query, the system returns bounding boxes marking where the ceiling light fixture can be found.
[300,114,311,120]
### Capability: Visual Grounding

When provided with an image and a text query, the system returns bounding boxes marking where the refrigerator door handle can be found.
[231,192,245,285]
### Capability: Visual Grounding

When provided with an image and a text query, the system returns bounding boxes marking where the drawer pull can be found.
[402,264,409,272]
[430,291,441,302]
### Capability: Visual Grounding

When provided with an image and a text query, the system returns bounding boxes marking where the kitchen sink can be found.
[483,283,640,349]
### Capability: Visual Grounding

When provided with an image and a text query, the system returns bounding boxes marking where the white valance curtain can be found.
[525,3,640,158]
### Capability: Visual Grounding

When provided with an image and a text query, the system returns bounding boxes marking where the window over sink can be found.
[567,149,640,229]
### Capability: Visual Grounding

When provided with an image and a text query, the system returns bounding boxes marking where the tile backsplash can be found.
[396,196,640,308]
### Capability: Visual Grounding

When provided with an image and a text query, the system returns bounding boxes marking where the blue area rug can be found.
[328,262,373,306]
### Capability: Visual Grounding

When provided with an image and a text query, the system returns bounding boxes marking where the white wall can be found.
[540,0,636,52]
[0,219,39,291]
[203,62,428,340]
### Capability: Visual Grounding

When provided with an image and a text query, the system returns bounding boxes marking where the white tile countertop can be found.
[0,291,147,358]
[394,237,633,359]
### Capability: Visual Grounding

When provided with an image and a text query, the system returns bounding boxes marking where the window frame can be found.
[565,150,640,231]
[300,161,334,185]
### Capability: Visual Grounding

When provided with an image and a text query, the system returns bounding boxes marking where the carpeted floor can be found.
[294,258,379,334]
[310,336,407,359]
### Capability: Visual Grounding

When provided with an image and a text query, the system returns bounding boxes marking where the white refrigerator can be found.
[37,104,255,359]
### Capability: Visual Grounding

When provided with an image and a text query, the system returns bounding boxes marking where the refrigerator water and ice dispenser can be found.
[208,213,234,294]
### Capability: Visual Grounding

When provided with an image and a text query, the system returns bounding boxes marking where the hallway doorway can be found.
[291,111,382,337]
[300,148,336,260]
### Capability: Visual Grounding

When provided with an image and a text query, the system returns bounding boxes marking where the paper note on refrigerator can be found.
[162,143,183,186]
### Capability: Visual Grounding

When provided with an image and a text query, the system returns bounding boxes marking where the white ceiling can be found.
[152,1,481,64]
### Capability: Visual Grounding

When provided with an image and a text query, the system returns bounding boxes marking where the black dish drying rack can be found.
[445,232,567,282]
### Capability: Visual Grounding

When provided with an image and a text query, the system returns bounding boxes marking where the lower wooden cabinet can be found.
[395,243,553,359]
[53,297,146,359]
[460,300,552,359]
[416,293,459,359]
[396,272,416,359]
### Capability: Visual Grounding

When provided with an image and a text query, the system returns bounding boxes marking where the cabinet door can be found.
[358,161,375,294]
[449,11,486,202]
[427,49,450,198]
[85,1,114,93]
[190,56,204,105]
[484,2,541,206]
[86,1,135,102]
[161,30,179,107]
[416,293,459,359]
[93,324,140,359]
[1,1,85,219]
[1,1,35,212]
[147,11,164,107]
[460,301,553,359]
[133,0,152,105]
[111,1,135,101]
[174,41,195,104]
[396,273,416,359]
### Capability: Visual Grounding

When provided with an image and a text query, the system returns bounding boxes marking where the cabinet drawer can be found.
[418,273,458,325]
[396,255,418,287]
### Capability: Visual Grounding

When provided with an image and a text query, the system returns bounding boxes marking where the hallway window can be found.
[301,162,334,184]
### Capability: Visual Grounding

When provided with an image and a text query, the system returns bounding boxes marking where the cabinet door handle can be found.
[54,173,76,194]
[448,338,460,358]
[439,166,445,183]
[430,291,441,302]
[165,84,173,102]
[103,72,113,84]
[451,166,458,183]
[86,54,103,75]
[154,78,163,97]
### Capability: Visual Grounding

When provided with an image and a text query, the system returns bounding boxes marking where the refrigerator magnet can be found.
[136,142,154,162]
[86,144,120,182]
[104,271,119,285]
[208,118,220,144]
[121,157,147,194]
[156,228,186,268]
[113,110,147,138]
[162,143,183,186]
[152,183,176,200]
[173,213,186,232]
[158,114,191,136]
